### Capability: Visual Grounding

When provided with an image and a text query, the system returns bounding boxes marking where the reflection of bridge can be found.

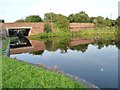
[10,40,45,54]
[70,38,95,46]
[10,38,95,54]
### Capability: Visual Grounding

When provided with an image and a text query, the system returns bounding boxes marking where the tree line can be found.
[1,11,119,32]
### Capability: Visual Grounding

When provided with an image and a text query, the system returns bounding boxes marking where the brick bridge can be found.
[1,22,95,36]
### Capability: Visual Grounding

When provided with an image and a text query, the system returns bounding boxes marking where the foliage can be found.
[2,56,85,88]
[44,13,69,32]
[29,32,117,53]
[68,11,90,23]
[30,50,44,55]
[44,23,52,33]
[25,15,42,22]
[44,13,58,22]
[0,19,4,23]
[29,27,116,39]
[45,40,53,51]
[68,11,117,28]
[54,14,69,32]
[70,44,89,53]
[93,16,105,27]
[15,19,25,23]
[116,16,120,26]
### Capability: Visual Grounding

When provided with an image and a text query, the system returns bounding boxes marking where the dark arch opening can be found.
[8,28,30,37]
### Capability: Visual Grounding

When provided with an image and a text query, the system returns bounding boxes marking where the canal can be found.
[9,35,118,89]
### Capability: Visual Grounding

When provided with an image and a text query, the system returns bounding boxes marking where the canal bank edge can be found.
[3,38,101,89]
[4,40,10,57]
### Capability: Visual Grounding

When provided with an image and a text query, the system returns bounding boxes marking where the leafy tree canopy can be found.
[15,19,25,23]
[44,13,69,32]
[68,11,90,23]
[25,15,42,22]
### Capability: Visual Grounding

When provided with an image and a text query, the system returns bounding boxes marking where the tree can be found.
[15,19,25,23]
[0,19,4,23]
[25,15,42,22]
[44,13,58,22]
[30,50,44,55]
[116,16,120,26]
[68,14,74,23]
[44,23,52,33]
[44,13,69,32]
[68,11,90,23]
[89,17,96,23]
[104,18,113,27]
[55,14,69,32]
[93,16,105,27]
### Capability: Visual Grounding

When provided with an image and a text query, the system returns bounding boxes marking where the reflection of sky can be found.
[10,45,118,88]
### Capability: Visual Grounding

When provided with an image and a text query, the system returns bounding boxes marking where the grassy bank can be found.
[29,27,116,39]
[2,56,85,88]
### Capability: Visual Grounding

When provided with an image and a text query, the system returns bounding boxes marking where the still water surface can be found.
[10,36,118,88]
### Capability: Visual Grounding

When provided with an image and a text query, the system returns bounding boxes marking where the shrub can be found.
[44,23,52,33]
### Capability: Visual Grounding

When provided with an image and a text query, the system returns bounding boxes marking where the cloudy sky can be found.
[0,0,119,22]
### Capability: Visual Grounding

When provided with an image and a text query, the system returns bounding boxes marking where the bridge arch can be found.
[6,27,32,37]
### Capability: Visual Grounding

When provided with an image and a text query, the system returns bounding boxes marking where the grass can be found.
[29,27,117,39]
[2,56,85,88]
[79,27,116,35]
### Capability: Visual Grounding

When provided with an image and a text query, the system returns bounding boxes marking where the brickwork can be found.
[3,22,45,35]
[69,23,95,32]
[10,38,95,54]
[10,40,45,54]
[2,22,95,36]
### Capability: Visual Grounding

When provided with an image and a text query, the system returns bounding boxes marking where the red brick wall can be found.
[70,38,95,46]
[3,22,95,36]
[10,40,46,54]
[69,23,95,32]
[3,22,45,35]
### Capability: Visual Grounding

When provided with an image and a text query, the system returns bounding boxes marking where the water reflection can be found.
[10,37,95,54]
[10,35,118,88]
[10,37,31,48]
[10,35,118,55]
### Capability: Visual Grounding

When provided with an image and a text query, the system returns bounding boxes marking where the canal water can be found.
[10,35,119,89]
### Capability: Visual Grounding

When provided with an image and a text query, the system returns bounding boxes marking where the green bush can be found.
[44,23,52,33]
[25,15,42,22]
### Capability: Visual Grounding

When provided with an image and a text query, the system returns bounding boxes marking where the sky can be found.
[0,0,120,22]
[118,1,120,16]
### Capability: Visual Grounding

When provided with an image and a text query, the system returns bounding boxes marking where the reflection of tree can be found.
[56,38,70,53]
[94,39,116,49]
[30,50,44,55]
[117,32,120,49]
[43,34,118,53]
[45,40,53,51]
[115,16,120,49]
[70,44,88,53]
